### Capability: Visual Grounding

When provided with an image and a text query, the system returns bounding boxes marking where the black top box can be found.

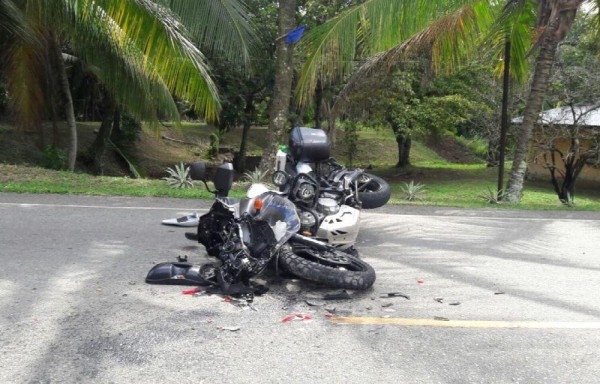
[289,127,330,162]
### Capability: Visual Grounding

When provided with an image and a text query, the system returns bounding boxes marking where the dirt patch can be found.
[424,135,481,164]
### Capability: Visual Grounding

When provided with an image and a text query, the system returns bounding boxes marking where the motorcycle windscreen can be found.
[254,194,300,246]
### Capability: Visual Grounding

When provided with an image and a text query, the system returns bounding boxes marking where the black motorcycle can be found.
[273,127,392,210]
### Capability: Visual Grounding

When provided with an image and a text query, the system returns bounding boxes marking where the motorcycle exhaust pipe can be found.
[290,233,332,251]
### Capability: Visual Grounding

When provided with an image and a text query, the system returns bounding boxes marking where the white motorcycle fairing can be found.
[315,205,360,250]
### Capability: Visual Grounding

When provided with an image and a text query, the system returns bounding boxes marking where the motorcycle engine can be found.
[298,210,317,233]
[316,197,340,216]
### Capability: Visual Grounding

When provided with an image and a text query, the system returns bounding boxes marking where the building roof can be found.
[512,105,600,127]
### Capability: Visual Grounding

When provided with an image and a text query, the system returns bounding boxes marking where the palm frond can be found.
[0,0,29,38]
[3,27,48,130]
[331,2,493,116]
[64,3,180,122]
[296,0,494,106]
[483,0,536,85]
[160,0,256,69]
[82,0,221,120]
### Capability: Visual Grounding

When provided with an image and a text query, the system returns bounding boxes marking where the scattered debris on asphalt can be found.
[434,316,450,321]
[324,307,352,316]
[281,313,312,323]
[182,287,202,295]
[380,292,410,300]
[449,301,461,306]
[322,290,352,300]
[494,291,505,295]
[434,297,444,303]
[417,279,425,284]
[177,255,188,262]
[381,302,394,308]
[219,326,241,332]
[305,299,326,307]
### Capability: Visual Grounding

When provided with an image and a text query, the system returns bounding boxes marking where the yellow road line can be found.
[332,317,600,329]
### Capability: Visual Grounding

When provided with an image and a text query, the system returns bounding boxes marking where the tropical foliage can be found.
[0,0,254,170]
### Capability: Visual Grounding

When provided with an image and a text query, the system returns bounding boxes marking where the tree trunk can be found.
[504,2,582,203]
[89,94,116,174]
[51,33,78,171]
[237,93,255,172]
[110,108,121,141]
[503,34,559,202]
[395,134,411,168]
[497,40,511,191]
[259,0,296,172]
[314,79,323,129]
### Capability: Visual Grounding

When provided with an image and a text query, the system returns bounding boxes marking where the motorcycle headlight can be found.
[272,171,289,187]
[295,182,316,200]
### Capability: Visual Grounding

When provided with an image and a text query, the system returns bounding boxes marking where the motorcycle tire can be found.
[278,244,375,290]
[357,173,391,209]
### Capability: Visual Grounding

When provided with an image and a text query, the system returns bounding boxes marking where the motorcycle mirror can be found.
[272,171,289,187]
[214,163,234,196]
[189,162,207,181]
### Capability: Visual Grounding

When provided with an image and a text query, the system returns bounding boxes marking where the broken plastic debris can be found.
[219,326,241,332]
[380,292,410,300]
[322,290,352,300]
[434,297,444,303]
[182,288,202,295]
[281,313,312,323]
[305,300,326,307]
[162,213,199,227]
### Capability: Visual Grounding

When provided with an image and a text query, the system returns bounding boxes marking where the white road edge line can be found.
[0,202,208,212]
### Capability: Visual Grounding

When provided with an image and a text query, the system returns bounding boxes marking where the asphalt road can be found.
[0,193,599,384]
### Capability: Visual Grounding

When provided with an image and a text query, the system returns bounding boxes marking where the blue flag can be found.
[285,25,306,44]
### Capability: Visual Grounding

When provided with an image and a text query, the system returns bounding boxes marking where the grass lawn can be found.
[1,123,599,210]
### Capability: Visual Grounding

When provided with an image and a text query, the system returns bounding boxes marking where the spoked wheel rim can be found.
[356,174,381,193]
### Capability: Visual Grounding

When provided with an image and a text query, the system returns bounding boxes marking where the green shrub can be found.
[207,132,220,160]
[42,145,67,170]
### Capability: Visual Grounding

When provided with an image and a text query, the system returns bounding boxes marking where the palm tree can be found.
[295,0,594,203]
[503,0,586,202]
[0,0,27,38]
[2,0,254,171]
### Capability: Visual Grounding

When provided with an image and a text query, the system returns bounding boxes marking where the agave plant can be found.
[400,180,427,201]
[163,162,194,189]
[242,167,268,185]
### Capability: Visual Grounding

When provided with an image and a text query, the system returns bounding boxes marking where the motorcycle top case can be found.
[289,127,330,162]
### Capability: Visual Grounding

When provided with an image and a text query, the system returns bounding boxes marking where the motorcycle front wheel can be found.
[278,244,375,290]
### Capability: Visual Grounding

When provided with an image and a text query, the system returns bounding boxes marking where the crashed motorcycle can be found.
[146,161,376,296]
[270,127,391,256]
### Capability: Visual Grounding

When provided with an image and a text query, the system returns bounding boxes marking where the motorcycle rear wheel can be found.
[278,244,375,290]
[357,173,391,209]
